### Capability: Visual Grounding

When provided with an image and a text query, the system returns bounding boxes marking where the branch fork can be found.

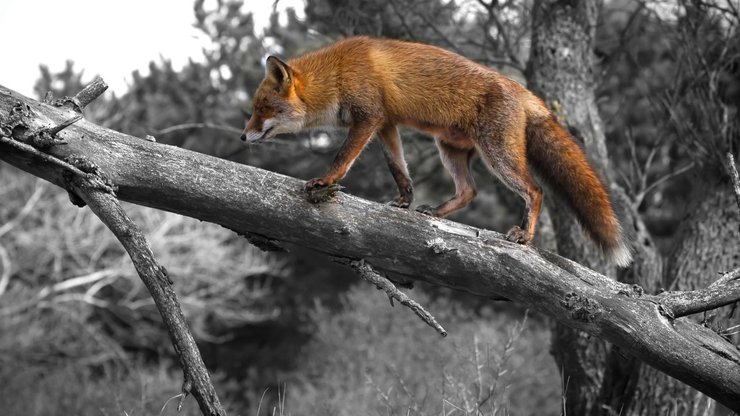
[655,154,740,320]
[1,79,226,415]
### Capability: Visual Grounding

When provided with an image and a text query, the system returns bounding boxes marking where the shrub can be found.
[254,284,560,415]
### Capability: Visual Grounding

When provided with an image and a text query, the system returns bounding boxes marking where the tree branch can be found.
[654,154,740,316]
[652,154,740,316]
[69,175,226,416]
[349,259,447,337]
[2,82,740,410]
[659,268,740,318]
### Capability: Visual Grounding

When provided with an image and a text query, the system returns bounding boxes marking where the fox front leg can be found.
[304,117,383,196]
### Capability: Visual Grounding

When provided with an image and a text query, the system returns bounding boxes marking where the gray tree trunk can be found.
[526,0,662,414]
[631,176,740,415]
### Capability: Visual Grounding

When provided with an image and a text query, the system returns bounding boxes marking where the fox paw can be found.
[388,195,412,209]
[505,226,530,244]
[304,177,329,192]
[415,204,439,216]
[304,178,343,203]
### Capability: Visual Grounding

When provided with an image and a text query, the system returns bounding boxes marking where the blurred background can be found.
[0,0,738,414]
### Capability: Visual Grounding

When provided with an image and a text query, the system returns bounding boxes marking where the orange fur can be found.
[242,37,632,266]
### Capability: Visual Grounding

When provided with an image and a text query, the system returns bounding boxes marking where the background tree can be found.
[628,2,740,414]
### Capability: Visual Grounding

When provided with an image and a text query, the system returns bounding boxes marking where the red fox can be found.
[241,37,632,266]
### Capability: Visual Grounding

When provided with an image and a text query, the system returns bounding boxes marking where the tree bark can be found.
[1,84,740,410]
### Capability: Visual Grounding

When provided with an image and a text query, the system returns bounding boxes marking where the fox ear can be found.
[265,56,293,92]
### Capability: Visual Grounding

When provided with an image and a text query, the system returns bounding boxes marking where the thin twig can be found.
[634,162,694,208]
[0,179,45,238]
[708,267,740,289]
[386,0,416,39]
[46,114,82,136]
[0,135,90,178]
[157,122,243,136]
[727,152,740,213]
[0,244,11,297]
[0,268,120,317]
[350,259,447,337]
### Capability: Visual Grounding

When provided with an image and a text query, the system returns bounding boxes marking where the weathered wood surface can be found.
[1,85,739,409]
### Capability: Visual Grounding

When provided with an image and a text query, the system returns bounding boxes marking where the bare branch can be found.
[0,136,91,179]
[727,152,740,213]
[157,122,243,136]
[387,0,418,39]
[488,4,522,66]
[633,162,694,209]
[659,268,740,318]
[0,179,45,239]
[70,177,226,416]
[350,259,447,337]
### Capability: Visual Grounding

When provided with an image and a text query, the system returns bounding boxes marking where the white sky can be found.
[0,0,304,98]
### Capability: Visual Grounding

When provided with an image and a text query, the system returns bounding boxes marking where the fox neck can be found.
[289,58,343,130]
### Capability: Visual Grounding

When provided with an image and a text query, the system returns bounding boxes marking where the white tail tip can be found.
[606,241,633,268]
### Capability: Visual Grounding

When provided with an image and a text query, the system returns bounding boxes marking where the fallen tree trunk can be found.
[1,83,740,410]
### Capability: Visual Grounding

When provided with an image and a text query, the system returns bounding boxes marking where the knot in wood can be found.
[426,237,457,254]
[65,155,100,175]
[62,156,118,207]
[52,96,83,113]
[1,102,33,138]
[618,284,644,298]
[561,292,602,322]
[29,130,63,149]
[235,230,286,252]
[7,102,33,125]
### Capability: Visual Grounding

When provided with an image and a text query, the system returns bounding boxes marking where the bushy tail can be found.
[526,115,632,267]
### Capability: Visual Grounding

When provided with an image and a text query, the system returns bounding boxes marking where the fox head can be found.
[241,56,307,143]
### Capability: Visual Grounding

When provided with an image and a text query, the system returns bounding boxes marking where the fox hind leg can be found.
[416,138,477,217]
[378,123,413,208]
[475,132,542,244]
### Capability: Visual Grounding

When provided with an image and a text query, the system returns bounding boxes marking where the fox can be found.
[241,36,632,267]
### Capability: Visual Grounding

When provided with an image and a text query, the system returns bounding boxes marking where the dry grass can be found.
[260,285,560,416]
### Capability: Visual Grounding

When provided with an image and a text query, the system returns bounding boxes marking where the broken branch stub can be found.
[350,259,447,337]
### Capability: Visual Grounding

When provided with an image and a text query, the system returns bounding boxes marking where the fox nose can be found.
[240,133,247,142]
